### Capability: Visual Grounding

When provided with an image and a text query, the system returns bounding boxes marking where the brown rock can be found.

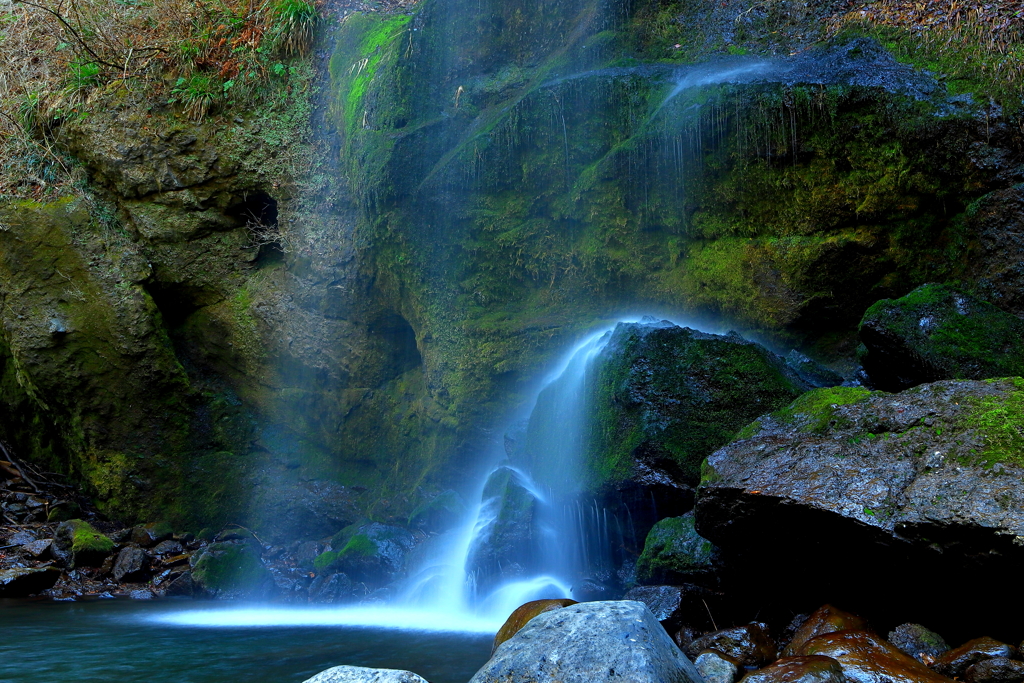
[800,630,952,683]
[965,658,1024,683]
[784,605,868,657]
[933,638,1019,679]
[740,655,847,683]
[492,599,578,654]
[686,623,777,668]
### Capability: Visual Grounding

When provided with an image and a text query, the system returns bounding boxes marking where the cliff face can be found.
[0,0,1020,533]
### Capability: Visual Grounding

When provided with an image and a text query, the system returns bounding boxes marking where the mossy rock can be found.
[190,540,270,596]
[408,489,467,533]
[859,283,1024,391]
[635,512,720,585]
[54,519,114,567]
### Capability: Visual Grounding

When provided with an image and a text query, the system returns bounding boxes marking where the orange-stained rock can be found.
[932,638,1019,678]
[799,629,953,683]
[740,655,846,683]
[784,605,869,657]
[492,599,578,653]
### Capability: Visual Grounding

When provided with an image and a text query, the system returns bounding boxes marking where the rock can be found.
[250,479,360,546]
[740,655,847,683]
[162,571,197,597]
[799,630,951,683]
[570,575,620,602]
[21,539,53,560]
[967,186,1024,316]
[0,567,61,597]
[858,283,1024,391]
[308,573,354,604]
[190,540,271,598]
[622,584,720,631]
[464,467,537,593]
[407,489,467,534]
[301,666,429,683]
[127,588,154,600]
[113,546,150,582]
[9,530,36,546]
[695,650,742,683]
[785,351,845,389]
[635,512,720,586]
[54,519,114,567]
[696,379,1024,617]
[313,523,416,589]
[887,623,949,663]
[152,540,183,555]
[965,658,1024,683]
[295,541,325,569]
[686,622,777,668]
[492,599,578,653]
[933,638,1019,679]
[470,600,702,683]
[784,605,868,657]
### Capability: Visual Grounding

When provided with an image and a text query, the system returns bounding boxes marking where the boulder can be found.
[308,573,354,604]
[858,283,1024,391]
[635,512,720,586]
[784,605,868,657]
[966,185,1024,316]
[696,380,1024,624]
[492,599,578,653]
[887,623,949,663]
[469,601,702,683]
[799,630,951,683]
[686,623,777,668]
[250,479,360,546]
[54,519,114,567]
[21,539,54,560]
[622,584,720,631]
[965,658,1024,683]
[0,567,61,597]
[314,523,416,589]
[784,351,845,389]
[740,656,846,683]
[933,638,1019,679]
[464,467,538,592]
[113,546,150,582]
[407,489,467,534]
[130,522,173,548]
[152,540,184,555]
[301,666,428,683]
[695,650,742,683]
[190,540,271,598]
[161,570,197,597]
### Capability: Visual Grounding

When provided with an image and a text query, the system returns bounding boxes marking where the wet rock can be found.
[636,512,720,586]
[784,605,868,657]
[21,539,53,560]
[314,523,416,589]
[965,657,1024,683]
[152,540,183,555]
[408,489,467,534]
[0,567,61,597]
[858,283,1024,391]
[799,630,951,683]
[740,655,847,683]
[493,599,578,653]
[570,576,620,602]
[9,530,36,546]
[696,380,1024,599]
[785,351,845,389]
[622,584,720,631]
[967,186,1024,316]
[887,623,949,663]
[54,519,114,567]
[308,573,353,604]
[464,467,537,592]
[302,666,429,683]
[130,522,173,548]
[686,623,777,668]
[126,588,153,600]
[695,650,742,683]
[295,541,324,569]
[933,638,1019,679]
[250,479,360,546]
[470,600,702,683]
[190,540,271,598]
[113,546,150,582]
[162,571,197,597]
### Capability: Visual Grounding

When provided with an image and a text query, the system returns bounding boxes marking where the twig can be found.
[0,442,41,494]
[702,599,718,632]
[13,0,125,71]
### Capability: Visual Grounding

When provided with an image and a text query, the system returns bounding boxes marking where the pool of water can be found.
[0,599,495,683]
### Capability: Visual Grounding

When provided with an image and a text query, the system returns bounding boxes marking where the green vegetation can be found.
[191,541,269,593]
[964,378,1024,468]
[313,534,378,573]
[635,514,717,584]
[65,519,114,556]
[771,386,873,434]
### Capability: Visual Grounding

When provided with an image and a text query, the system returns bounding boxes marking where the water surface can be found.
[0,599,493,683]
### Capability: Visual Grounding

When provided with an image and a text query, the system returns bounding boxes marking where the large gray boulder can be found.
[301,666,428,683]
[469,600,703,683]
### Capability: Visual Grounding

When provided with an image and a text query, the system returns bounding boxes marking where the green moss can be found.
[635,514,717,584]
[773,386,872,433]
[313,550,340,573]
[191,541,268,592]
[339,533,376,558]
[66,519,114,556]
[963,378,1024,468]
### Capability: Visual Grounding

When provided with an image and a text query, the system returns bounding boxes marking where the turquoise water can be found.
[0,600,494,683]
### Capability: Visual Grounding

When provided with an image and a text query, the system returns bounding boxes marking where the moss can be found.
[963,378,1024,468]
[772,386,873,433]
[191,541,268,593]
[313,550,340,573]
[339,533,376,558]
[66,519,114,556]
[635,514,717,584]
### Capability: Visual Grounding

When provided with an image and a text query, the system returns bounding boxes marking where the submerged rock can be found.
[697,379,1024,579]
[492,599,578,653]
[635,512,720,586]
[301,666,428,683]
[799,630,951,683]
[470,600,703,683]
[686,623,778,668]
[0,567,61,597]
[887,623,949,663]
[859,283,1024,391]
[740,656,847,683]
